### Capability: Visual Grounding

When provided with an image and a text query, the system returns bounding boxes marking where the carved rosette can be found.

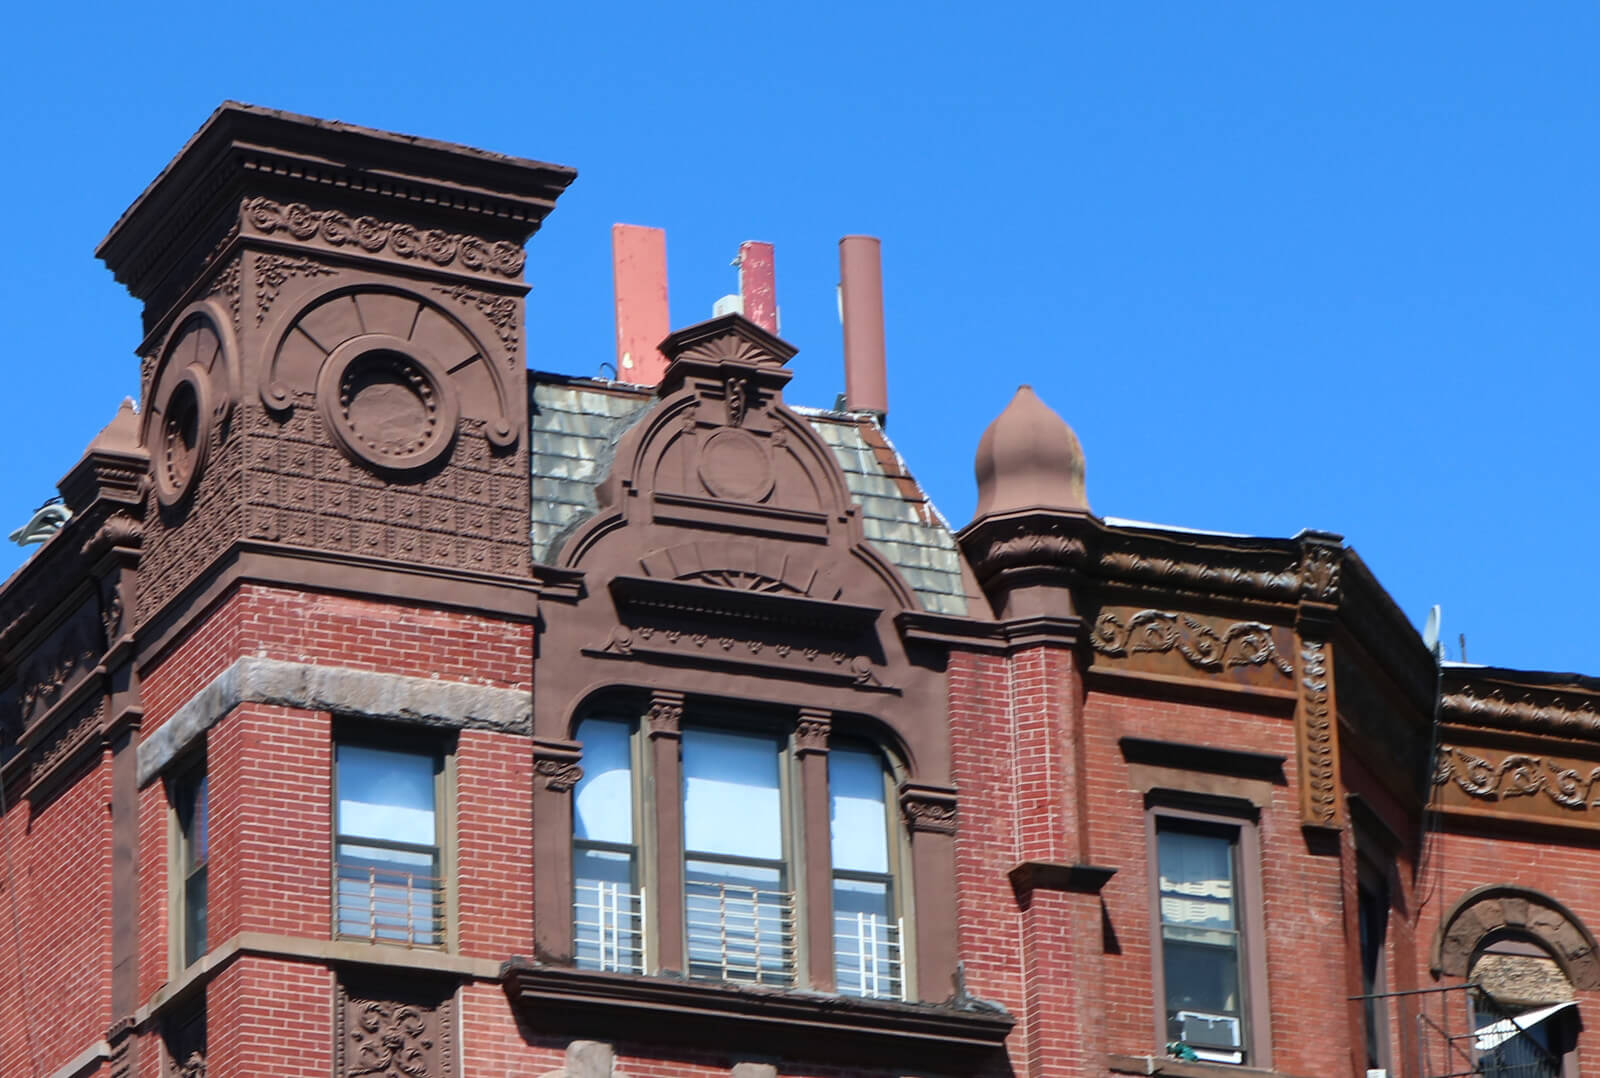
[900,783,958,836]
[1295,640,1339,827]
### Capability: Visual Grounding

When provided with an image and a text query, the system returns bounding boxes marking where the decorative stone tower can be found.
[96,103,576,633]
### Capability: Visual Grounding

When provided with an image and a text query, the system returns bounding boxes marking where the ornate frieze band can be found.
[137,657,531,786]
[1090,610,1293,678]
[1435,744,1600,814]
[244,197,525,279]
[593,625,890,691]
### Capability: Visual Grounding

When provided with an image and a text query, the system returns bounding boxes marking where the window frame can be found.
[167,755,210,973]
[1145,799,1271,1070]
[569,695,913,999]
[331,727,456,950]
[572,715,647,974]
[1356,853,1392,1073]
[827,737,911,1001]
[1470,935,1581,1078]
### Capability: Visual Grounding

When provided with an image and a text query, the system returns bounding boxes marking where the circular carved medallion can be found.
[698,427,774,502]
[316,334,459,474]
[148,312,228,508]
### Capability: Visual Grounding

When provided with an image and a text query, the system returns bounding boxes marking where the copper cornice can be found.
[1441,668,1600,739]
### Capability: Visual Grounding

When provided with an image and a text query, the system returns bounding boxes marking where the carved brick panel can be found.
[139,399,244,619]
[245,398,527,577]
[17,602,102,725]
[336,975,457,1078]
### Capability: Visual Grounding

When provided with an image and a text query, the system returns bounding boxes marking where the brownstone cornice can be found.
[500,962,1013,1069]
[99,101,577,321]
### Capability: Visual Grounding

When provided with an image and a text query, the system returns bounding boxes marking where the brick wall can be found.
[0,754,113,1077]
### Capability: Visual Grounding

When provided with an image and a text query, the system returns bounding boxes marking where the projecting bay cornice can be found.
[1441,668,1600,740]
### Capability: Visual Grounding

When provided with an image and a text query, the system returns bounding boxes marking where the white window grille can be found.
[834,910,905,1000]
[574,879,646,974]
[685,880,796,986]
[335,860,445,946]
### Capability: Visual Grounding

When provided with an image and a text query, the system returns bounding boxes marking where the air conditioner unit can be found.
[1175,1011,1243,1065]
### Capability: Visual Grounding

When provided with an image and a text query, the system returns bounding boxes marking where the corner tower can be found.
[98,103,575,632]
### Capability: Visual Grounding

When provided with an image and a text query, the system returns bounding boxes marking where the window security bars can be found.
[685,880,797,986]
[1351,982,1569,1078]
[834,911,905,1000]
[574,880,646,974]
[336,858,444,946]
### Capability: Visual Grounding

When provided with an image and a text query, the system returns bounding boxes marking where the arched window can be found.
[1470,936,1577,1078]
[1433,886,1596,1078]
[571,699,909,999]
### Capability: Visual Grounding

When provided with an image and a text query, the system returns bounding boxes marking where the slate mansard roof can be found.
[528,373,970,616]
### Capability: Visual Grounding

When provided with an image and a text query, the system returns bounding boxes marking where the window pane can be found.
[184,864,207,965]
[337,744,436,846]
[1158,829,1235,930]
[336,841,440,945]
[1163,933,1241,1017]
[186,773,209,868]
[685,858,792,986]
[829,747,889,874]
[574,847,643,973]
[682,729,781,860]
[834,877,901,999]
[1158,824,1244,1060]
[574,719,633,844]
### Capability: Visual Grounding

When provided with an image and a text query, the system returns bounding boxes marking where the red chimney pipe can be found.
[737,241,778,333]
[611,224,670,385]
[839,236,888,421]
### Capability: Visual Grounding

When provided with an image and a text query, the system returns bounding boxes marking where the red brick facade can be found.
[2,102,1596,1078]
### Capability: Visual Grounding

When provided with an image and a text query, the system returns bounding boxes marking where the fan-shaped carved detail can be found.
[261,286,518,470]
[639,541,841,600]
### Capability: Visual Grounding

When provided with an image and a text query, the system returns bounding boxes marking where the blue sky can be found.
[4,3,1595,674]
